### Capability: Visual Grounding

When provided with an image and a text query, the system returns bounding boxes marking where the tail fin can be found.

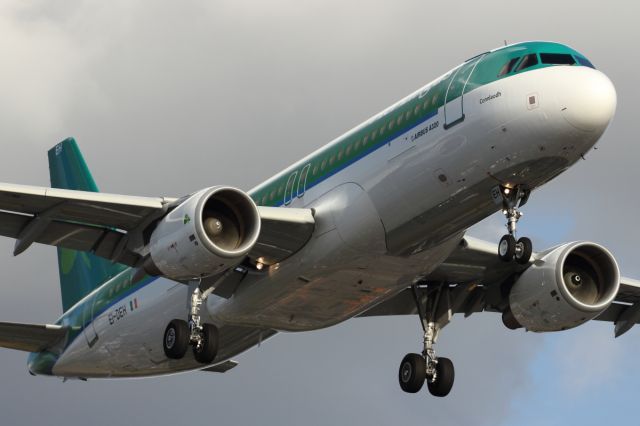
[48,138,126,312]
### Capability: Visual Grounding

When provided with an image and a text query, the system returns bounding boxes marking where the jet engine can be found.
[146,186,261,280]
[507,242,620,332]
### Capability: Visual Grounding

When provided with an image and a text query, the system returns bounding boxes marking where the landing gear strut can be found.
[496,185,533,264]
[163,285,219,364]
[398,284,455,397]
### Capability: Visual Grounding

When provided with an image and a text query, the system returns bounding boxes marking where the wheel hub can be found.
[499,240,509,256]
[401,362,412,383]
[165,328,175,349]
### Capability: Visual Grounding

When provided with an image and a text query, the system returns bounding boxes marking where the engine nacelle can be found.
[508,242,620,332]
[147,186,261,280]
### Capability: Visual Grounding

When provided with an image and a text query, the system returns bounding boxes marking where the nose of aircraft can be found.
[558,67,617,132]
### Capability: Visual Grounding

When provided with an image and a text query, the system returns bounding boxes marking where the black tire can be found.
[515,237,533,264]
[193,323,219,364]
[398,353,426,393]
[427,357,455,397]
[164,319,189,359]
[498,235,516,262]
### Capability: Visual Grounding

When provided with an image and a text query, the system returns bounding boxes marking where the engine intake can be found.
[508,242,620,332]
[147,186,261,280]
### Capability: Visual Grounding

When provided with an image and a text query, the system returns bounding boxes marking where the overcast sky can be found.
[0,1,639,425]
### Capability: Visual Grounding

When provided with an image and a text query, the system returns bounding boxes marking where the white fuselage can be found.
[49,64,615,378]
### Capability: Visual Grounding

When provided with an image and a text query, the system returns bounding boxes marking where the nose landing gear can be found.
[163,285,220,364]
[496,185,533,264]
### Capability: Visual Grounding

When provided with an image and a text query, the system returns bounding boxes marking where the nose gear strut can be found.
[496,185,533,264]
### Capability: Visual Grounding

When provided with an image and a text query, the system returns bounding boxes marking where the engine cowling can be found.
[508,241,620,332]
[146,186,261,280]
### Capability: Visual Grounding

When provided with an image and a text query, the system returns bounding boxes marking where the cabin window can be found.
[321,159,327,171]
[576,56,595,69]
[329,155,335,166]
[363,135,368,145]
[540,53,576,65]
[313,165,318,175]
[346,145,352,156]
[414,105,420,115]
[261,195,267,205]
[498,57,520,76]
[396,115,402,126]
[388,121,394,131]
[516,54,538,72]
[371,130,377,140]
[337,149,343,161]
[405,110,411,121]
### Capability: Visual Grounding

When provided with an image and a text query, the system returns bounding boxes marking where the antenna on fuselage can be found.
[504,39,508,46]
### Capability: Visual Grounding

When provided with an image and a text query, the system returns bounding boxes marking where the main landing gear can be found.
[496,185,533,264]
[163,286,219,364]
[398,284,455,397]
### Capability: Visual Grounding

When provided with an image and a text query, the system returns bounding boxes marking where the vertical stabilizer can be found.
[48,138,126,312]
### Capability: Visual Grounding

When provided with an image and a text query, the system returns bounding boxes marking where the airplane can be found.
[0,40,634,398]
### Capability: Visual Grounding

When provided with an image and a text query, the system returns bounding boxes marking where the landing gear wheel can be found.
[193,323,220,364]
[514,237,533,264]
[498,235,516,262]
[398,353,426,393]
[427,357,455,397]
[163,319,189,359]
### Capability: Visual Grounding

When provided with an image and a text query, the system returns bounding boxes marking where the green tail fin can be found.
[48,137,126,312]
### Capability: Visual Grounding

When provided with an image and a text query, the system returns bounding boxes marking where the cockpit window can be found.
[576,56,595,69]
[515,54,539,72]
[498,57,520,76]
[540,53,576,65]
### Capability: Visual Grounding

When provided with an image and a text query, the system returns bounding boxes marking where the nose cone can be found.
[559,68,617,132]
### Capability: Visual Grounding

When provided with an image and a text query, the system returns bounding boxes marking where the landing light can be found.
[256,262,264,271]
[504,188,511,195]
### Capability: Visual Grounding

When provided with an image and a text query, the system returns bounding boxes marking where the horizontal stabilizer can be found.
[0,322,68,352]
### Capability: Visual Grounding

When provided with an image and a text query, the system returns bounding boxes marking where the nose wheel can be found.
[495,185,533,264]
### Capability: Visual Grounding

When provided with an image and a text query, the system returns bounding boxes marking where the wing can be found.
[0,322,68,352]
[0,182,315,267]
[360,236,640,337]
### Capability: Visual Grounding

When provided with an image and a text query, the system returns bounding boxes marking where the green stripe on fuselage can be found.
[249,41,590,207]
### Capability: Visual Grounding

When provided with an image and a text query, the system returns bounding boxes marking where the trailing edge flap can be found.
[0,182,315,267]
[0,322,68,352]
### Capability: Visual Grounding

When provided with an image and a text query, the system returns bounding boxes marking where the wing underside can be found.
[0,322,68,352]
[360,236,640,337]
[0,182,315,269]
